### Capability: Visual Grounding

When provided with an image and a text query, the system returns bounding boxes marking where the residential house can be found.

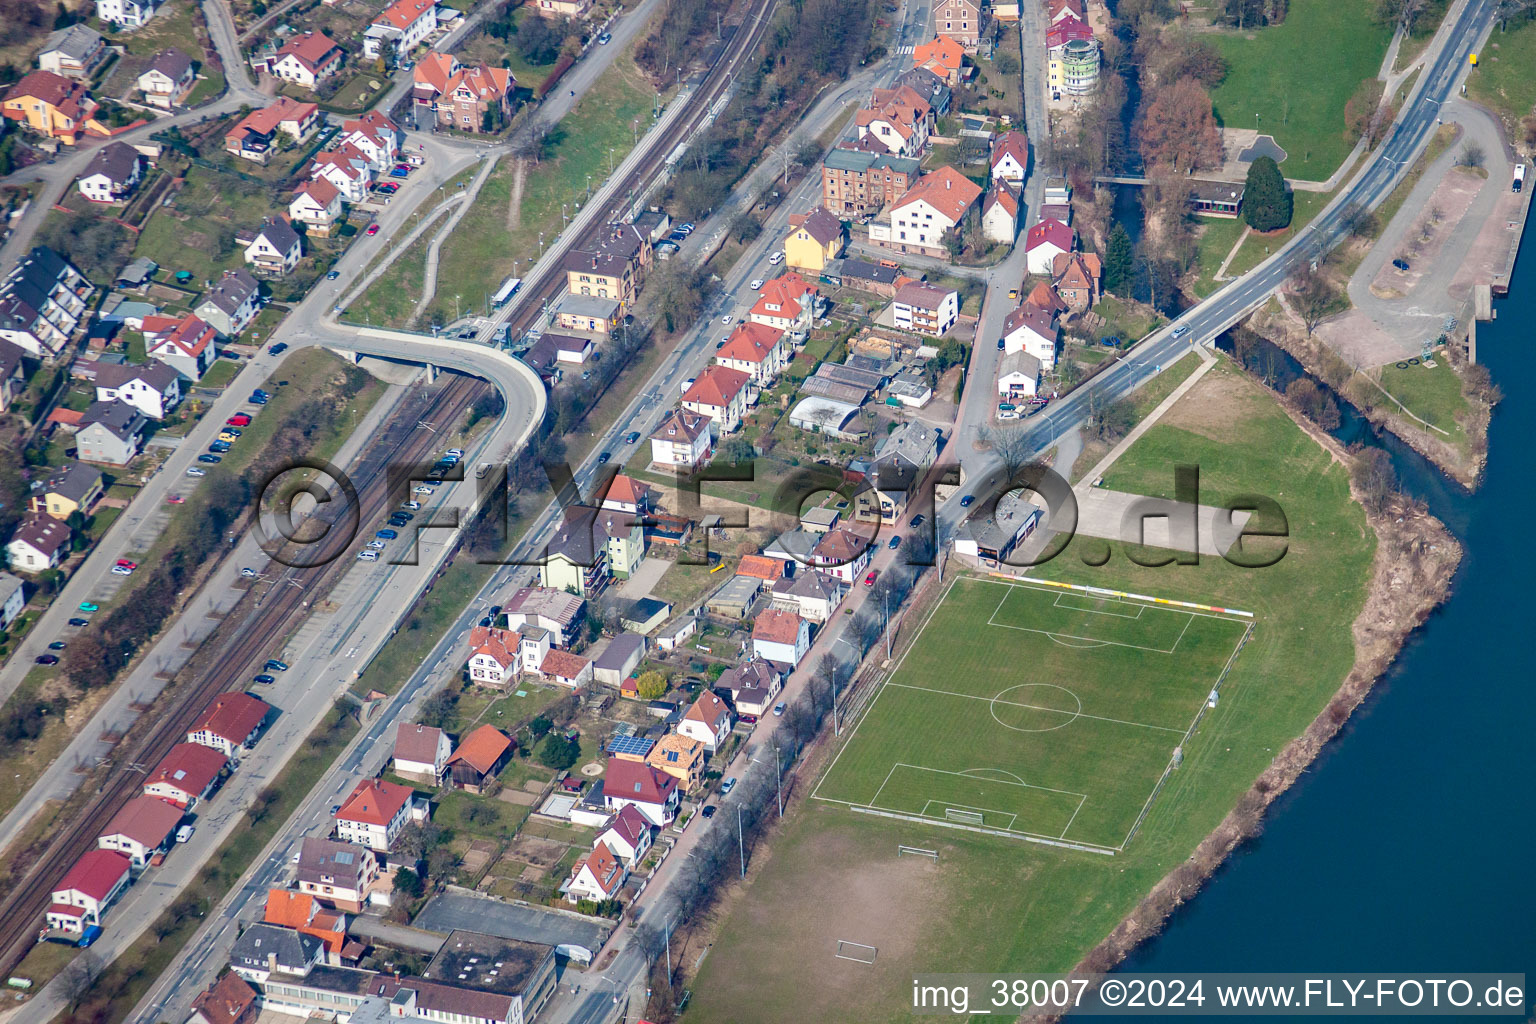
[682,365,752,435]
[143,742,228,809]
[869,166,983,257]
[997,349,1042,399]
[537,507,610,596]
[737,553,789,583]
[230,924,324,984]
[38,25,108,79]
[892,65,952,117]
[1023,217,1073,274]
[0,573,26,631]
[411,51,460,102]
[1048,0,1087,21]
[2,69,96,143]
[289,178,344,236]
[295,837,382,912]
[261,890,350,964]
[718,659,783,718]
[715,322,791,386]
[1048,30,1100,97]
[912,35,965,85]
[771,570,847,624]
[335,778,423,852]
[466,624,527,688]
[982,181,1019,245]
[594,805,654,865]
[75,399,146,465]
[748,272,820,338]
[186,970,259,1024]
[595,474,652,517]
[654,613,698,652]
[539,648,593,688]
[29,461,103,520]
[935,0,985,47]
[149,314,219,379]
[46,849,132,934]
[562,250,637,313]
[593,632,645,687]
[242,217,303,277]
[363,0,438,60]
[224,98,320,164]
[566,842,626,903]
[195,269,262,337]
[96,0,161,28]
[92,359,181,418]
[263,32,344,89]
[308,147,373,202]
[858,420,944,525]
[751,607,811,669]
[784,206,845,272]
[829,258,905,297]
[821,148,920,219]
[891,280,959,337]
[96,793,184,869]
[809,527,873,585]
[187,692,271,757]
[553,293,622,336]
[502,586,586,645]
[434,64,514,133]
[1027,280,1066,317]
[1051,251,1101,312]
[339,110,402,170]
[644,734,704,793]
[855,85,933,157]
[1000,301,1058,365]
[138,48,196,108]
[678,692,734,752]
[648,408,712,471]
[0,338,25,413]
[534,0,592,15]
[7,512,70,573]
[602,757,680,826]
[393,723,451,784]
[990,129,1029,186]
[445,725,513,793]
[1,246,90,355]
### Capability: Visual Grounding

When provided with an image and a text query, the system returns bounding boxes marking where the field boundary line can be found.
[1053,592,1147,619]
[847,804,1117,856]
[898,762,1087,799]
[996,573,1255,619]
[985,600,1191,654]
[886,682,1187,734]
[1118,618,1257,850]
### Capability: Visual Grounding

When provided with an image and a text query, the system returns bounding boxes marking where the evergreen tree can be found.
[1104,223,1134,292]
[1243,156,1292,232]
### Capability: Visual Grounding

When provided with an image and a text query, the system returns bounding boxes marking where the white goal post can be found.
[835,940,878,964]
[897,844,938,861]
[944,808,985,826]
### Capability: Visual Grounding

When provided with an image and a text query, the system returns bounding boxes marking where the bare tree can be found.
[1458,142,1486,169]
[57,951,101,1010]
[978,423,1035,477]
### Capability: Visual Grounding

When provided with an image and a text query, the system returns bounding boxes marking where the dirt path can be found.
[506,158,528,232]
[412,153,502,323]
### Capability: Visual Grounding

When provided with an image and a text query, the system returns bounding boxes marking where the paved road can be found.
[415,891,613,951]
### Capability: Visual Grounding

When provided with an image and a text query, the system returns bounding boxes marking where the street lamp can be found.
[538,230,544,256]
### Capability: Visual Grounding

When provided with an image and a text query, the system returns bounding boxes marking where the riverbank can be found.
[1069,391,1462,981]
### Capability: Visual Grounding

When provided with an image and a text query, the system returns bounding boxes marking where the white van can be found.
[357,550,380,561]
[175,825,195,844]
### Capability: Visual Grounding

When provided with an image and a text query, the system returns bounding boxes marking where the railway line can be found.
[0,372,488,977]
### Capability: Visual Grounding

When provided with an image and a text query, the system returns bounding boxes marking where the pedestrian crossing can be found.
[895,44,914,54]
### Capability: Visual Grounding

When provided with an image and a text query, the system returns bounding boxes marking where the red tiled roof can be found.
[446,64,513,102]
[293,177,341,207]
[598,473,650,507]
[602,804,650,847]
[682,365,751,409]
[375,0,434,29]
[146,743,227,799]
[893,280,954,311]
[394,722,445,765]
[985,181,1019,218]
[539,648,589,681]
[1027,281,1066,314]
[264,889,317,928]
[991,130,1029,170]
[1046,14,1094,48]
[576,841,624,896]
[413,52,460,95]
[47,408,84,427]
[1003,301,1057,340]
[649,407,709,445]
[912,36,964,75]
[892,166,983,223]
[336,778,413,827]
[4,70,91,121]
[1024,218,1072,253]
[99,794,183,848]
[752,607,804,645]
[736,554,788,581]
[227,97,316,141]
[188,692,270,745]
[716,322,785,365]
[192,972,258,1024]
[275,31,341,73]
[468,624,518,669]
[684,691,732,730]
[446,725,512,775]
[604,757,677,805]
[53,848,131,902]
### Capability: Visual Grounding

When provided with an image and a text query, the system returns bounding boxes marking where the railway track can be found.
[0,372,488,975]
[495,0,780,341]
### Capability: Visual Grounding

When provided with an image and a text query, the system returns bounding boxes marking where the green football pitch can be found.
[812,575,1252,851]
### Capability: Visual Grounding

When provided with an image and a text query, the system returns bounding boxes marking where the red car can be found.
[864,569,879,587]
[115,559,137,570]
[366,223,380,236]
[167,494,185,504]
[227,414,251,426]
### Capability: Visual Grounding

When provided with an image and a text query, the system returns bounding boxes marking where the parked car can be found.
[220,428,242,439]
[253,674,275,685]
[366,223,380,235]
[720,314,732,324]
[167,493,187,503]
[367,539,387,550]
[265,659,289,672]
[909,513,925,528]
[228,414,251,426]
[624,431,640,444]
[413,485,434,495]
[1008,288,1019,300]
[864,569,879,587]
[358,550,379,561]
[269,342,288,355]
[111,565,132,576]
[78,602,98,612]
[768,251,784,265]
[597,31,611,43]
[773,702,787,716]
[668,231,689,243]
[959,494,974,507]
[240,568,258,578]
[35,654,59,665]
[249,394,268,406]
[888,535,901,549]
[389,168,409,179]
[116,559,137,570]
[679,223,696,233]
[720,777,737,795]
[326,270,340,280]
[378,182,400,193]
[186,467,206,477]
[701,804,717,819]
[197,454,222,464]
[175,825,195,843]
[48,640,66,650]
[376,528,398,540]
[68,618,89,627]
[750,279,763,290]
[403,500,421,511]
[1392,258,1410,271]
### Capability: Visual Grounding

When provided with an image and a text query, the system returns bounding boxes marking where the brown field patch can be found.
[499,788,538,806]
[1159,368,1265,440]
[506,834,568,870]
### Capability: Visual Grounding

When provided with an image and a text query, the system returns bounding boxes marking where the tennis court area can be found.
[812,575,1252,851]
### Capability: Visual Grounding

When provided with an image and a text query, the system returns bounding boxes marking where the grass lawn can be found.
[1376,354,1469,442]
[197,359,241,390]
[434,789,534,842]
[131,165,281,283]
[352,559,496,699]
[1092,293,1164,342]
[1206,0,1393,180]
[1189,215,1248,297]
[358,48,658,328]
[1222,188,1333,277]
[1466,17,1536,128]
[688,358,1377,1023]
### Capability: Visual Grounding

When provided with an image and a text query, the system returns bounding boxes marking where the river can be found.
[1118,225,1534,998]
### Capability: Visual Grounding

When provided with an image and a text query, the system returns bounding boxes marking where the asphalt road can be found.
[414,891,613,951]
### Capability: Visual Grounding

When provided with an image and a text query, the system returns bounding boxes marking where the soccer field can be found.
[813,576,1253,851]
